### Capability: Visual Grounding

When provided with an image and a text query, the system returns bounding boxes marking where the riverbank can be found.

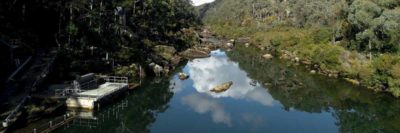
[50,48,400,133]
[209,26,400,97]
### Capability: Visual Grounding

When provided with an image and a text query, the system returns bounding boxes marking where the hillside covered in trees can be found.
[199,0,400,97]
[0,0,200,84]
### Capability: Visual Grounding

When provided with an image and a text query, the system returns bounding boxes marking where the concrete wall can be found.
[66,97,96,110]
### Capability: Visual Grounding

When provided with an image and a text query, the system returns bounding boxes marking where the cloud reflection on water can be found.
[175,50,275,127]
[181,94,232,126]
[187,50,274,106]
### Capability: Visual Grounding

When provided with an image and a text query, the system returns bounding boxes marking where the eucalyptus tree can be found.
[348,0,381,58]
[347,0,400,54]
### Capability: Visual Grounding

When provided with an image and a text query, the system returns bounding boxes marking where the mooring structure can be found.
[57,73,128,110]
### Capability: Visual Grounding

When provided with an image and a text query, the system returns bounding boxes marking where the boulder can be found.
[226,43,234,47]
[245,43,250,48]
[310,70,317,74]
[264,82,272,87]
[250,80,257,86]
[195,46,213,53]
[210,81,233,93]
[178,72,189,80]
[294,57,300,62]
[301,60,311,65]
[200,28,212,38]
[180,48,210,59]
[149,63,163,77]
[237,37,251,44]
[153,45,177,61]
[262,54,273,60]
[344,78,360,86]
[170,55,182,66]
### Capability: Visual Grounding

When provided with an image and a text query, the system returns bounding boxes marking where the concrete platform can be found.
[66,82,128,110]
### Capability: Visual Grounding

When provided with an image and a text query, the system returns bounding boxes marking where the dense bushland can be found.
[199,0,400,97]
[0,0,200,81]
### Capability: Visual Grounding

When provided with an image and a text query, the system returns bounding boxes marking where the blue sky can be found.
[191,0,215,6]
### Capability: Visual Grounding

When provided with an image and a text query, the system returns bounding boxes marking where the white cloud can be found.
[191,0,215,6]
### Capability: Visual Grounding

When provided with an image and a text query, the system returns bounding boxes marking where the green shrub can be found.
[113,64,138,78]
[373,54,400,75]
[310,43,344,69]
[67,22,78,35]
[296,43,317,60]
[313,28,333,44]
[390,64,400,78]
[388,78,400,97]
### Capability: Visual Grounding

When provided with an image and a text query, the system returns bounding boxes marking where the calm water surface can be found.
[49,49,400,133]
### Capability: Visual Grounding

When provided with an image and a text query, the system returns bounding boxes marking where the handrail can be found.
[55,75,128,97]
[104,76,128,84]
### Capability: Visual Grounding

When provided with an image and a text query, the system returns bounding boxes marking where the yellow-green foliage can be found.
[373,54,400,75]
[371,54,400,96]
[210,23,400,97]
[311,43,344,68]
[252,28,311,48]
[202,0,400,97]
[340,52,374,80]
[210,24,256,39]
[390,64,400,78]
[389,78,400,97]
[113,64,138,78]
[248,27,344,70]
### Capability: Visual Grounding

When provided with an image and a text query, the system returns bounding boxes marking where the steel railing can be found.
[104,76,128,84]
[55,76,128,97]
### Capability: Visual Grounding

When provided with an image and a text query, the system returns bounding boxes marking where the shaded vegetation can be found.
[54,79,173,133]
[0,0,200,82]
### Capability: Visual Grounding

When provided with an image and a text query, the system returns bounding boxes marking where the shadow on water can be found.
[52,79,174,133]
[227,45,400,133]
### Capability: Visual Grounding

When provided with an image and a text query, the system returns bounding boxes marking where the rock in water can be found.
[344,78,360,86]
[249,80,257,86]
[178,72,189,80]
[210,81,233,93]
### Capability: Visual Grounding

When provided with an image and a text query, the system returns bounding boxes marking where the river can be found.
[20,47,400,133]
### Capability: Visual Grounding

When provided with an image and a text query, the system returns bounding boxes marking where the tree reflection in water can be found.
[57,46,400,133]
[56,79,173,133]
[228,45,400,133]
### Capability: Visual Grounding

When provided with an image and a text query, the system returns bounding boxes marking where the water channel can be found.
[20,47,400,133]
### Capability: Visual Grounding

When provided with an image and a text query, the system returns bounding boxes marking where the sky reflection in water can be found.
[153,50,337,133]
[171,50,274,127]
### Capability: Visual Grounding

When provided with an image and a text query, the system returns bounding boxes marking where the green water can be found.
[48,48,400,133]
